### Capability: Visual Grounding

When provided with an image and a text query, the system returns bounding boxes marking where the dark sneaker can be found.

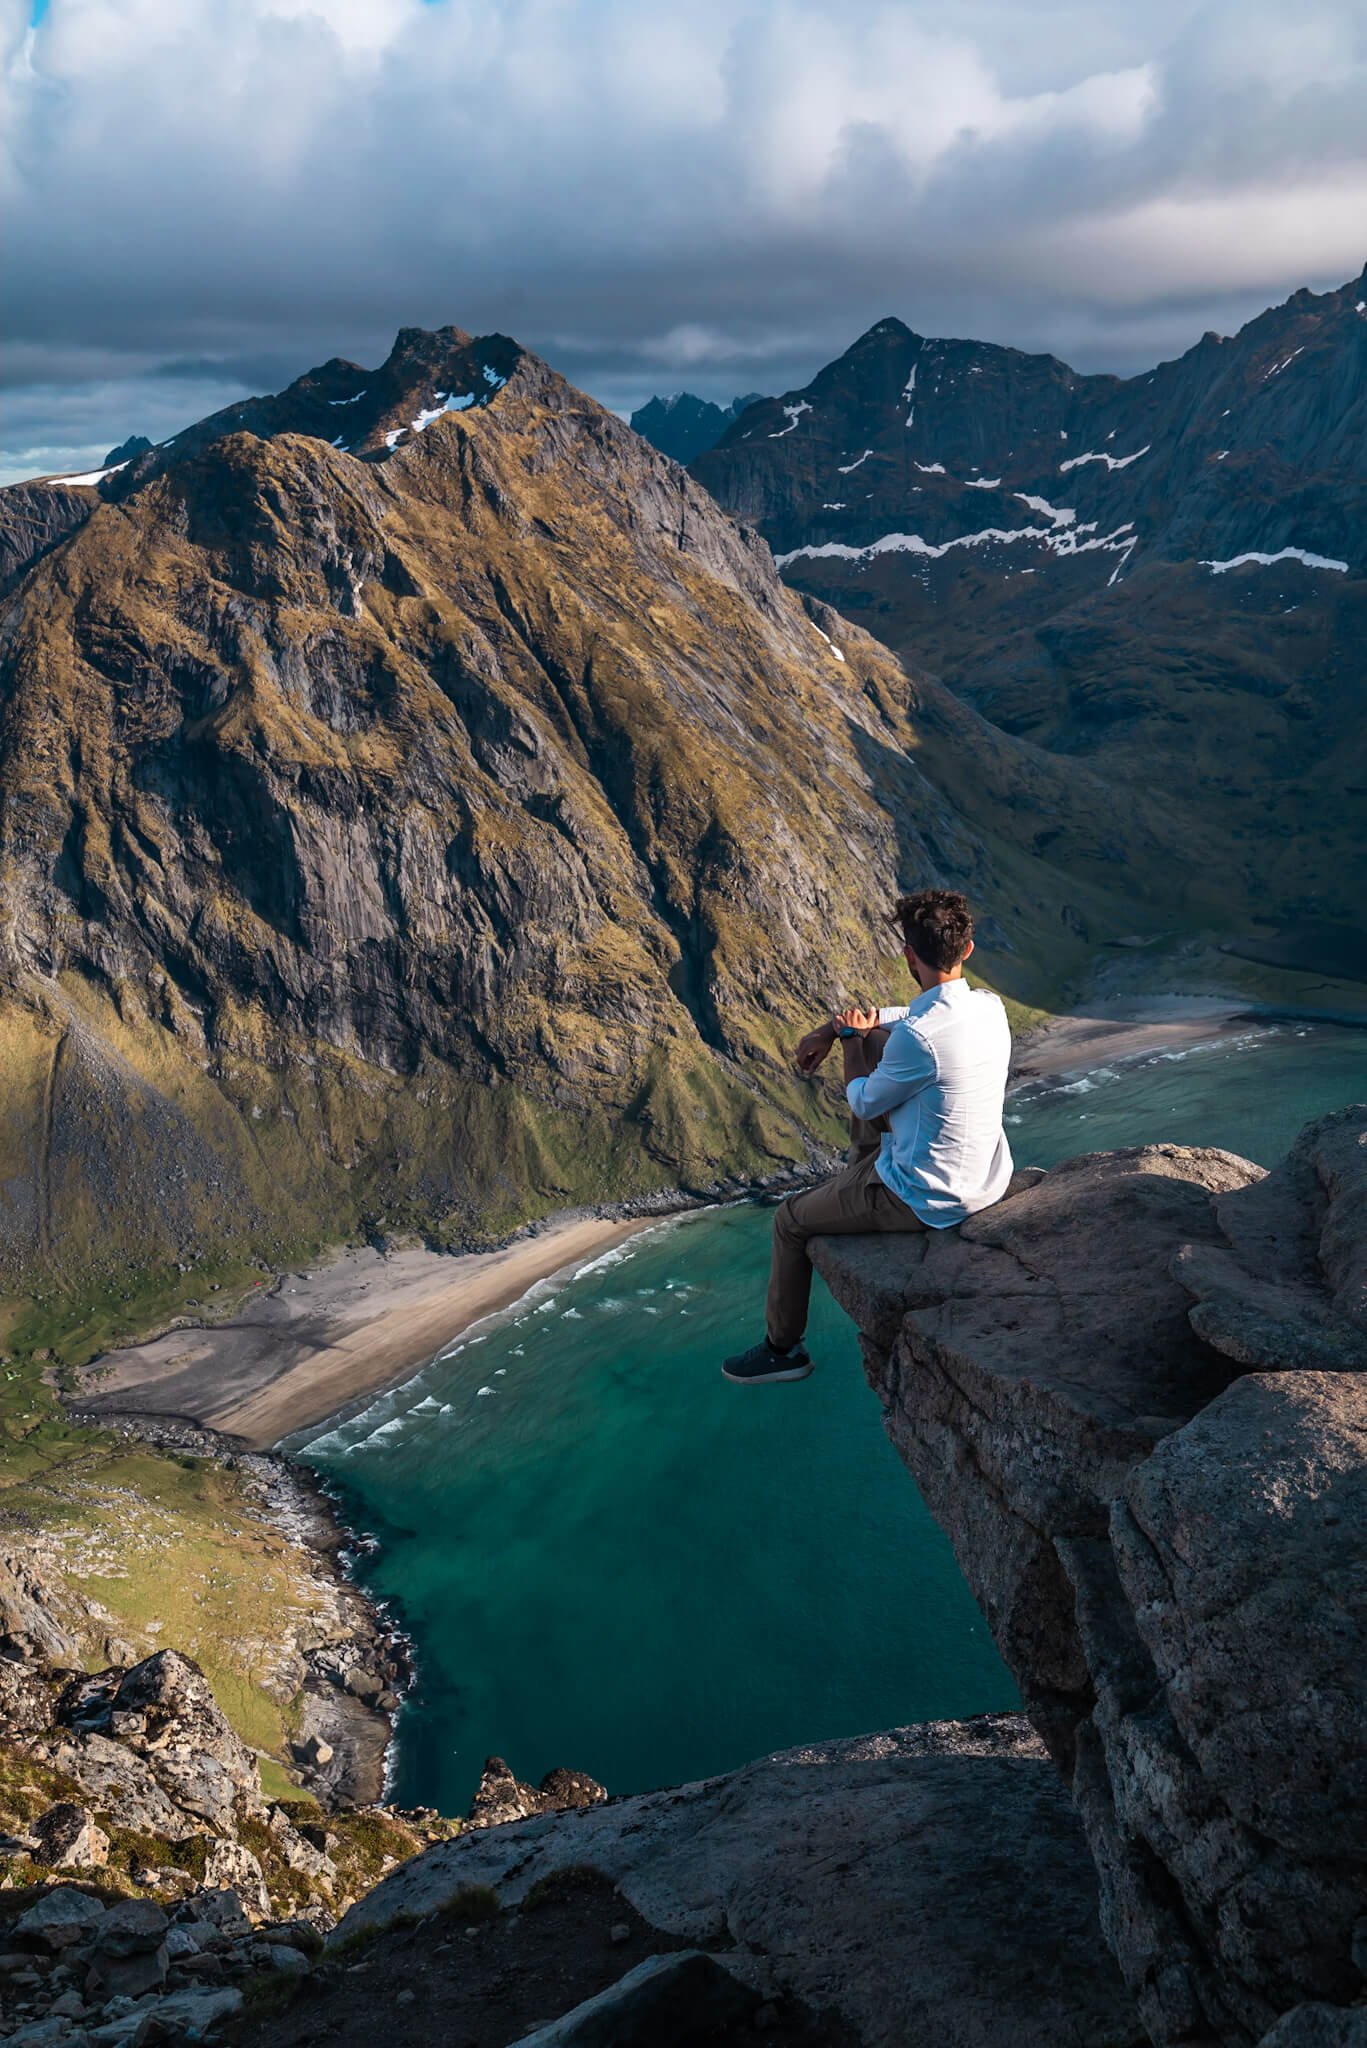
[721,1340,814,1385]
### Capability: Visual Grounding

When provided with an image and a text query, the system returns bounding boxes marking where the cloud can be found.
[2,0,1365,481]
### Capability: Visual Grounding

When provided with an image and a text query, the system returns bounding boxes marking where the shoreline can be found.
[29,1408,412,1810]
[74,1211,674,1452]
[71,996,1360,1456]
[1007,995,1267,1088]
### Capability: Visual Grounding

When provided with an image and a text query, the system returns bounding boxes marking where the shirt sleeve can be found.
[846,1024,937,1121]
[877,1005,911,1025]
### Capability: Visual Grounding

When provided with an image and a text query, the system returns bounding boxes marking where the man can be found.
[722,888,1013,1384]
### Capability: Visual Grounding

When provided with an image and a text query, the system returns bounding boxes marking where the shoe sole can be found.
[721,1361,814,1384]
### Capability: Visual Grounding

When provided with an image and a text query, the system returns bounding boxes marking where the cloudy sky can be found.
[3,0,1365,483]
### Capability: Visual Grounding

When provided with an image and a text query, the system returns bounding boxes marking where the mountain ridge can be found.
[629,390,766,465]
[0,324,1076,1314]
[691,263,1367,975]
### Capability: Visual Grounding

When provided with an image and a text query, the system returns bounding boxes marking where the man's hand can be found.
[794,1021,837,1075]
[835,1006,880,1034]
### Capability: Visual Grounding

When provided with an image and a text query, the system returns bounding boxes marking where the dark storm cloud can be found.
[2,0,1365,481]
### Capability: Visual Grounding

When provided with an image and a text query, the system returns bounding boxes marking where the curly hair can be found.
[889,889,974,971]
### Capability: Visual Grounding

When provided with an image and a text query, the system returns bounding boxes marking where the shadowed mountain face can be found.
[0,327,1089,1290]
[692,268,1367,965]
[630,392,766,466]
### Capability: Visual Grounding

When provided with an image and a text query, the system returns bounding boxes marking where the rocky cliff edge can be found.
[808,1104,1367,2048]
[331,1106,1366,2048]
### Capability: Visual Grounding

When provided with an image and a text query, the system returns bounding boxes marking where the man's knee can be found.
[773,1192,809,1245]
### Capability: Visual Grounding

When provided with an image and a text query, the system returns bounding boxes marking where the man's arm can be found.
[795,1002,907,1074]
[840,1014,936,1120]
[794,1018,838,1074]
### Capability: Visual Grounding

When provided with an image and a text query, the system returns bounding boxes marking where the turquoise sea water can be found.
[295,1022,1365,1812]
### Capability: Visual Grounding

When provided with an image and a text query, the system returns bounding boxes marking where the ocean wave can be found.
[572,1243,638,1279]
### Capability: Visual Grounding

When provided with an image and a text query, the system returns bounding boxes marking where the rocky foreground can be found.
[2,1108,1362,2047]
[323,1107,1366,2048]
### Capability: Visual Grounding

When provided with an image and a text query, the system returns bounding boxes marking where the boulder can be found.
[39,1732,203,1838]
[1257,2012,1367,2048]
[201,1841,270,1922]
[173,1888,253,1940]
[85,1897,170,2002]
[507,1950,761,2047]
[266,1805,335,1882]
[14,1888,107,1950]
[99,1652,261,1827]
[30,1803,110,1870]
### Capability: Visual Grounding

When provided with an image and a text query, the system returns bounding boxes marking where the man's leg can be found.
[764,1151,926,1355]
[846,1027,891,1164]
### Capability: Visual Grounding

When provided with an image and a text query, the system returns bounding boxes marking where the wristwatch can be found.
[837,1026,862,1040]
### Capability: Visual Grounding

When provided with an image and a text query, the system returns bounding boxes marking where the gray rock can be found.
[6,2019,84,2047]
[15,1890,108,1950]
[1258,2009,1367,2047]
[467,1756,608,1830]
[338,1719,1143,2048]
[30,1804,110,1870]
[201,1841,270,1922]
[90,1900,168,1957]
[506,1951,760,2047]
[86,1987,242,2046]
[39,1732,196,1838]
[85,1951,168,2004]
[172,1888,252,1940]
[806,1108,1367,2048]
[265,1944,312,1976]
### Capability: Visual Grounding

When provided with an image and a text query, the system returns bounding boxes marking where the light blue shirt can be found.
[845,980,1014,1227]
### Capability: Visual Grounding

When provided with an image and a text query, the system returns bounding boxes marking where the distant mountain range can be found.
[690,265,1367,985]
[1,275,1363,1299]
[0,327,1068,1296]
[630,390,765,464]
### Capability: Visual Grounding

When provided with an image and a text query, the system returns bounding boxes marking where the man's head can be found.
[889,889,975,988]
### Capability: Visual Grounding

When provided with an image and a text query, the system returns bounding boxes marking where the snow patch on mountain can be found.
[1059,445,1150,474]
[837,450,872,473]
[1015,494,1076,527]
[1202,546,1349,575]
[770,401,812,439]
[48,462,127,488]
[776,521,1137,570]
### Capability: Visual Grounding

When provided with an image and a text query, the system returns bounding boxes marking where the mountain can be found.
[630,390,766,465]
[103,434,153,467]
[0,326,1081,1301]
[692,267,1367,979]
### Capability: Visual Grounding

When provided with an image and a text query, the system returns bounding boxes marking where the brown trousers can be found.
[765,1037,927,1351]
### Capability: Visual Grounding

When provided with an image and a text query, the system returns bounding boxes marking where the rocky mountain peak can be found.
[0,306,1040,1293]
[629,388,768,463]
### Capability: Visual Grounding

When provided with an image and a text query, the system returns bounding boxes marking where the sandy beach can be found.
[75,996,1297,1451]
[76,1214,656,1451]
[1008,995,1263,1088]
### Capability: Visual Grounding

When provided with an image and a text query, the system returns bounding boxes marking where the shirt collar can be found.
[907,977,968,1015]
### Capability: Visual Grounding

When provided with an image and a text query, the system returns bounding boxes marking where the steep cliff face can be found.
[692,269,1367,964]
[810,1106,1367,2048]
[0,326,1064,1297]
